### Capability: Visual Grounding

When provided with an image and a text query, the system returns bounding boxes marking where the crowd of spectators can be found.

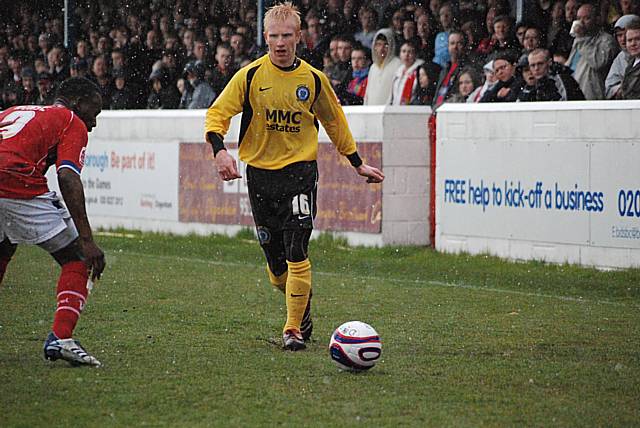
[1,0,640,112]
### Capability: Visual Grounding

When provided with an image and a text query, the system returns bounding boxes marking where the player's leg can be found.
[247,165,289,292]
[0,202,18,284]
[248,163,315,350]
[259,226,288,293]
[281,162,318,348]
[0,236,17,284]
[0,193,100,366]
[283,229,313,346]
[42,235,100,366]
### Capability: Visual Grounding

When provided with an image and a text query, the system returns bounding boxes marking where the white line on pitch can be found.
[108,249,635,308]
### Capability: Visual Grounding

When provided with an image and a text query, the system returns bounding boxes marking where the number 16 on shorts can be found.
[292,193,314,221]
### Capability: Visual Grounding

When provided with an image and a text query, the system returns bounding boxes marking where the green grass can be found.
[1,230,639,427]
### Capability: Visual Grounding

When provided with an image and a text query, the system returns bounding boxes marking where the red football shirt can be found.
[0,104,88,199]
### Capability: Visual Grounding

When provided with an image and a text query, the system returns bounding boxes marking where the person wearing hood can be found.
[179,60,216,109]
[467,60,497,102]
[147,68,181,109]
[619,20,640,99]
[109,69,135,110]
[479,52,522,102]
[391,40,425,105]
[363,28,402,105]
[606,14,640,99]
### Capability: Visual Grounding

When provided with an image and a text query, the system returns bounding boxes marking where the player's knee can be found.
[51,239,84,266]
[267,265,287,292]
[284,230,311,263]
[257,226,287,274]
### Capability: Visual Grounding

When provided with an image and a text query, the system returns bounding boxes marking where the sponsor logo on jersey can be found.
[296,85,310,101]
[265,108,302,133]
[79,147,86,168]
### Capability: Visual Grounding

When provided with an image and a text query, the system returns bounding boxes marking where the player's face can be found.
[264,16,301,68]
[75,94,102,132]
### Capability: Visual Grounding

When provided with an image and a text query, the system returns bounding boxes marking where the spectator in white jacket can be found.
[391,41,425,105]
[363,28,402,105]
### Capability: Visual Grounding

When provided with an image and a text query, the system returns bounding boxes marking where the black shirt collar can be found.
[271,56,301,72]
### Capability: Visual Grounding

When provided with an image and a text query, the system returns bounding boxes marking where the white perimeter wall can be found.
[47,106,432,247]
[436,101,640,269]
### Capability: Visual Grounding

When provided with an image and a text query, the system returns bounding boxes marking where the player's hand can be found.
[356,164,384,183]
[80,239,106,280]
[214,150,242,181]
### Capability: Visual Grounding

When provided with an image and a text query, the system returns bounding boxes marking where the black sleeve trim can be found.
[238,64,261,147]
[347,151,363,168]
[207,132,226,156]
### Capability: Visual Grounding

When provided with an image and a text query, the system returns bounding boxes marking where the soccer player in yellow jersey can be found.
[204,2,384,351]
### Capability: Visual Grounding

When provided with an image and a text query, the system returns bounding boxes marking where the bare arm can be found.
[58,168,106,279]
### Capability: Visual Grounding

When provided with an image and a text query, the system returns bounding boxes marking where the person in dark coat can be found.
[147,68,181,109]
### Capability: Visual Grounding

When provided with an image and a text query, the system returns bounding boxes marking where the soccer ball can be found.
[329,321,382,371]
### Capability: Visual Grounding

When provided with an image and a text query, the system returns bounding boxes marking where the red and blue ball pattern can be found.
[329,321,382,371]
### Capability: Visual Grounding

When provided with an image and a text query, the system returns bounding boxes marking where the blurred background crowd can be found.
[1,0,639,111]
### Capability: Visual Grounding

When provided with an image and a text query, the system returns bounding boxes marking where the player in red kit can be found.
[0,76,106,367]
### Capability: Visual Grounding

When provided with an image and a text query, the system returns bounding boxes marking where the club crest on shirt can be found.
[296,85,310,101]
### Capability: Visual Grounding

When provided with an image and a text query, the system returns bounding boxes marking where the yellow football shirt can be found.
[204,54,357,170]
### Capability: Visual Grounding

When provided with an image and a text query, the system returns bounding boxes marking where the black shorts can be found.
[246,161,318,232]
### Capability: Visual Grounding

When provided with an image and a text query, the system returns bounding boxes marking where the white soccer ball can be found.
[329,321,382,371]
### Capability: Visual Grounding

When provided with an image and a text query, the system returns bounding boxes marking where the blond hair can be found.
[264,2,301,32]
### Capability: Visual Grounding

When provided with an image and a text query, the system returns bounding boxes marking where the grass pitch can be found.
[1,230,639,427]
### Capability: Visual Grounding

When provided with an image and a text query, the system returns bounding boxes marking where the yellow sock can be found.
[267,265,287,293]
[284,259,311,333]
